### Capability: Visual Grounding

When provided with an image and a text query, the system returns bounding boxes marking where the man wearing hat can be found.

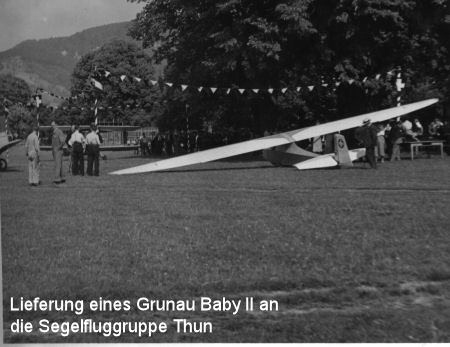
[355,118,378,169]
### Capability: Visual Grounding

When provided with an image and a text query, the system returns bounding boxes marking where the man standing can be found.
[68,125,85,175]
[355,118,378,169]
[376,123,386,163]
[65,125,75,174]
[85,123,101,176]
[25,125,40,186]
[51,121,66,184]
[389,120,405,161]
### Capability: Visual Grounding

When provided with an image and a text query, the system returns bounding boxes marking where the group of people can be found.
[25,122,102,186]
[308,116,447,170]
[356,117,446,169]
[137,131,200,157]
[65,124,102,177]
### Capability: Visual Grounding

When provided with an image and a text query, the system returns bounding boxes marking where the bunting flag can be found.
[226,88,231,95]
[296,87,301,92]
[91,78,104,90]
[308,86,314,91]
[104,70,111,78]
[120,75,127,81]
[198,86,203,92]
[165,82,173,87]
[375,74,381,80]
[133,77,142,82]
[268,88,274,94]
[348,79,355,85]
[238,89,245,94]
[281,88,288,94]
[210,87,217,94]
[150,80,158,86]
[252,89,259,94]
[181,85,188,91]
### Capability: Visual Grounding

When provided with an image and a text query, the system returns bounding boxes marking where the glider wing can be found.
[0,139,21,155]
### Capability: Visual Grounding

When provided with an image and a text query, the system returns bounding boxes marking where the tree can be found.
[0,75,33,137]
[6,105,35,139]
[71,39,162,126]
[0,74,32,114]
[129,0,448,134]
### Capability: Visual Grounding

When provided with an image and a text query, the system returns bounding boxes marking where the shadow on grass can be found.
[150,164,277,174]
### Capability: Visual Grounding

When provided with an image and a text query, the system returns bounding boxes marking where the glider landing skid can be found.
[263,134,365,170]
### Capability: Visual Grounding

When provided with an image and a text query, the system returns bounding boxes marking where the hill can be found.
[0,22,136,98]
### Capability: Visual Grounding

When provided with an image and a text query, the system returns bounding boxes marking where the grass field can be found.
[1,145,450,342]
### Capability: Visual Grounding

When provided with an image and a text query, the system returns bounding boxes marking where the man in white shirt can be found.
[25,125,40,186]
[85,123,101,176]
[68,125,85,175]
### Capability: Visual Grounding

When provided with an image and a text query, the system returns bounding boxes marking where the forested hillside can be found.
[0,22,135,97]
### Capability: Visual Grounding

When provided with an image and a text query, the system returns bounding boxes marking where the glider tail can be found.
[334,133,353,167]
[294,134,363,170]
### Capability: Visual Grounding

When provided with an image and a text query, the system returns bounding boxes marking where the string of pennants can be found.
[35,68,404,105]
[89,67,403,95]
[31,93,147,112]
[37,89,70,101]
[2,92,145,113]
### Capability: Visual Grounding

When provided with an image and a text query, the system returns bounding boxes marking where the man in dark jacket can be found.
[389,120,405,161]
[355,118,378,169]
[51,121,66,183]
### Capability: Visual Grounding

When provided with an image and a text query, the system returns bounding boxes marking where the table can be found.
[406,140,444,160]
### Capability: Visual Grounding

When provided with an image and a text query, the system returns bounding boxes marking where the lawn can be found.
[1,145,450,342]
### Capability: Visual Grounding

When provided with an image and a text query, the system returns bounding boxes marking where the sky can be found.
[0,0,145,52]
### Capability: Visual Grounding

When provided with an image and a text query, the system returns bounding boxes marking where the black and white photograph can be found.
[1,0,450,343]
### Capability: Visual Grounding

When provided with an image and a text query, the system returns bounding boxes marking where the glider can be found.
[110,99,438,175]
[0,132,22,171]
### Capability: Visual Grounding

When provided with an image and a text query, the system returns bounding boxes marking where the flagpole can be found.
[185,103,190,152]
[4,106,9,162]
[34,89,41,137]
[396,67,405,107]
